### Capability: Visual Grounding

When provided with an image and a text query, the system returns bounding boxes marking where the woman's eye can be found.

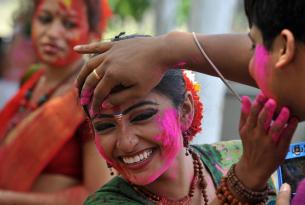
[94,123,115,133]
[131,110,158,123]
[38,15,52,24]
[63,20,78,29]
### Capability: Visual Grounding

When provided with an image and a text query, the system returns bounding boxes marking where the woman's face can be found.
[32,0,90,67]
[91,92,184,186]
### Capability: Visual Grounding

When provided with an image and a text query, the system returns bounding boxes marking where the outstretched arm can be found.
[75,32,255,113]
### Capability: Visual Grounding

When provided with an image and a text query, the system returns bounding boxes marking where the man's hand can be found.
[74,36,170,115]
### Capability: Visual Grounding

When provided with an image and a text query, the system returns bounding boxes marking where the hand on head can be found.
[74,35,169,114]
[235,93,298,190]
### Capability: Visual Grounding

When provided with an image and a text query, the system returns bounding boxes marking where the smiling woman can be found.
[0,0,112,204]
[79,34,300,205]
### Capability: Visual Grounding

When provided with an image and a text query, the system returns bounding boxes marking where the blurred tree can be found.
[109,0,151,22]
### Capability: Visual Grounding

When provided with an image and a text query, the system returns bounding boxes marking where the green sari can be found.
[85,140,276,205]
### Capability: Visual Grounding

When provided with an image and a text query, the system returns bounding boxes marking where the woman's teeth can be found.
[122,149,153,164]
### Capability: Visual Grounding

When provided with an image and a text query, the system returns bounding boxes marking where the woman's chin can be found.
[123,171,160,186]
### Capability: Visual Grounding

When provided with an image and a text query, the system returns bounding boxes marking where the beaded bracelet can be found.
[216,164,273,205]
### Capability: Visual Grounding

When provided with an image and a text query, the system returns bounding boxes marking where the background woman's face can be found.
[92,92,184,185]
[32,0,90,67]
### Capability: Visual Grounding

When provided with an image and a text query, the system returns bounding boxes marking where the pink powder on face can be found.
[143,108,182,183]
[94,136,113,164]
[253,45,271,96]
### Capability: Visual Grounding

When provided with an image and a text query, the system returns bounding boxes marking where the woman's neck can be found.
[144,149,194,200]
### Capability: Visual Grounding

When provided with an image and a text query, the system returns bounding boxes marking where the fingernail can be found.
[280,183,289,192]
[81,89,93,98]
[80,97,91,106]
[241,96,250,113]
[102,101,112,109]
[74,45,82,50]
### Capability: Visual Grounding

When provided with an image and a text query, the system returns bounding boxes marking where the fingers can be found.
[246,93,268,129]
[240,96,252,130]
[257,99,277,131]
[76,54,106,95]
[269,107,290,143]
[90,72,119,114]
[277,116,299,151]
[276,183,291,205]
[74,41,113,54]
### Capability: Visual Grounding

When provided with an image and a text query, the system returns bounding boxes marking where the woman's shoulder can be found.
[194,140,243,164]
[85,176,154,205]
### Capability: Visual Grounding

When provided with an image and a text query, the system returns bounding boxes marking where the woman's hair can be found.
[244,0,305,50]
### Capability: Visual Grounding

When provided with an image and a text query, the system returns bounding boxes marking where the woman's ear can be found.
[180,92,195,132]
[275,29,295,68]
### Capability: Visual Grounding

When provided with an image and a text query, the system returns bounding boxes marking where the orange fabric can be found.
[0,82,85,191]
[99,0,112,34]
[42,121,93,179]
[0,70,43,139]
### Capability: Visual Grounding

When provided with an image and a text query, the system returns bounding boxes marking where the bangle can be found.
[191,32,241,103]
[216,164,273,205]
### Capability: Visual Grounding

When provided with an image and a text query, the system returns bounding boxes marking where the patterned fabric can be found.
[85,140,276,205]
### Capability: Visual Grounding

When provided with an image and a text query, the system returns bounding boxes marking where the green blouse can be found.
[85,140,276,205]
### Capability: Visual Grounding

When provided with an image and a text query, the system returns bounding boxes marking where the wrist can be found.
[235,160,269,191]
[161,31,195,69]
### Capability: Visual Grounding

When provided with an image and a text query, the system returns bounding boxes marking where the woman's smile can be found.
[119,147,157,171]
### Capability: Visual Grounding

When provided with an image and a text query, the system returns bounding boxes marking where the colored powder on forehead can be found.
[254,44,271,94]
[62,0,73,8]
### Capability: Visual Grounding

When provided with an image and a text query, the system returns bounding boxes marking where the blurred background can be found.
[0,0,304,144]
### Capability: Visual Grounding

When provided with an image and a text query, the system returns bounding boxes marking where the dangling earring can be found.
[183,130,190,156]
[107,162,114,176]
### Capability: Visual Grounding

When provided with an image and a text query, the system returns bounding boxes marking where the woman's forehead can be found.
[100,92,173,115]
[36,0,86,16]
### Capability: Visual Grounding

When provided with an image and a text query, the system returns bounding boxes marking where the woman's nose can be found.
[47,20,65,38]
[116,127,139,154]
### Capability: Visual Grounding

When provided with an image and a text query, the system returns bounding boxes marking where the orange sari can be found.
[0,72,85,192]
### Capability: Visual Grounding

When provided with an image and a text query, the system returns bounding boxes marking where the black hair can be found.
[83,34,187,116]
[244,0,305,49]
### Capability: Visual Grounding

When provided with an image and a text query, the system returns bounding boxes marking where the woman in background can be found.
[0,0,112,204]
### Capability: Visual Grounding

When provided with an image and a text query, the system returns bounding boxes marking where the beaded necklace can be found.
[133,148,209,205]
[2,66,80,138]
